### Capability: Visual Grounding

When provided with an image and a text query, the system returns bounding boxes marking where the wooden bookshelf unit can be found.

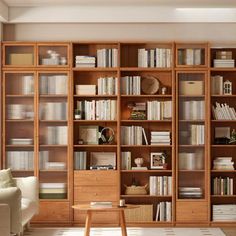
[1,41,235,227]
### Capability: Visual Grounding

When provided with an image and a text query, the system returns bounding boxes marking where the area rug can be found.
[24,227,225,236]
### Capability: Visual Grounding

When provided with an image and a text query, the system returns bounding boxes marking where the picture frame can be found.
[150,152,167,169]
[79,125,99,145]
[90,152,116,169]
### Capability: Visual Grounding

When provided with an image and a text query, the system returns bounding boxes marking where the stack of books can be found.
[97,48,118,67]
[90,201,112,208]
[39,183,67,199]
[211,75,224,95]
[212,177,234,195]
[189,124,205,145]
[40,102,67,120]
[76,100,117,120]
[179,151,204,170]
[97,77,117,95]
[213,157,234,170]
[7,151,34,170]
[179,187,203,199]
[40,75,68,95]
[150,131,171,145]
[39,151,66,170]
[149,176,172,196]
[182,100,205,120]
[39,151,49,169]
[74,151,87,170]
[130,102,146,120]
[7,104,34,120]
[138,48,172,67]
[22,75,34,95]
[121,76,141,95]
[75,85,96,95]
[178,48,203,65]
[147,101,172,120]
[121,151,132,170]
[214,59,235,68]
[9,138,33,145]
[75,56,96,67]
[46,126,68,145]
[155,201,172,222]
[121,126,147,145]
[212,102,236,120]
[213,204,236,221]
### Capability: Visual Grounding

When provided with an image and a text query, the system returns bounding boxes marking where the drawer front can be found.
[74,186,118,202]
[32,201,70,222]
[73,201,118,224]
[74,170,118,186]
[176,201,208,222]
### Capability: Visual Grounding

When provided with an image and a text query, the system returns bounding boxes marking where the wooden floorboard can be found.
[222,228,236,236]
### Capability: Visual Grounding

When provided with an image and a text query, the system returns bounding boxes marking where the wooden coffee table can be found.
[72,204,138,236]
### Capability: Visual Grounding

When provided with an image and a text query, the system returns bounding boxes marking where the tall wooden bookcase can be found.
[1,41,235,227]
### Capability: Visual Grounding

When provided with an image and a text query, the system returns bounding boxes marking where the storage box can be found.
[124,204,153,222]
[179,81,204,95]
[9,53,34,65]
[75,85,96,95]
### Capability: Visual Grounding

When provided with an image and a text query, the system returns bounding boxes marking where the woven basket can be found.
[124,184,148,195]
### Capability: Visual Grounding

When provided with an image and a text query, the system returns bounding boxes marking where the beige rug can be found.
[24,227,225,236]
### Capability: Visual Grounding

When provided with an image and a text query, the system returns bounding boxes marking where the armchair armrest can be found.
[14,177,39,213]
[0,187,22,234]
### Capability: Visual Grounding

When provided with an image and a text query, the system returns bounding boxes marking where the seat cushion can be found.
[21,198,37,226]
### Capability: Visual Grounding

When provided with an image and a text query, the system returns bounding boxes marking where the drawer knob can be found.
[94,193,98,196]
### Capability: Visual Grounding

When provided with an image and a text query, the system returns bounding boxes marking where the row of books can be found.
[75,56,96,67]
[39,183,67,199]
[151,131,171,145]
[212,102,236,120]
[121,151,132,170]
[121,76,141,95]
[149,176,172,196]
[181,100,205,120]
[178,151,204,170]
[189,124,205,145]
[7,151,34,170]
[211,75,224,95]
[97,77,117,95]
[121,126,147,145]
[39,151,66,170]
[21,75,34,95]
[138,48,172,68]
[97,48,118,67]
[212,204,236,221]
[40,75,68,95]
[74,151,87,170]
[7,104,34,120]
[147,101,172,120]
[46,126,68,145]
[213,157,234,170]
[9,138,33,145]
[76,100,117,120]
[178,48,203,65]
[40,102,67,120]
[179,187,203,199]
[212,177,234,196]
[155,201,172,222]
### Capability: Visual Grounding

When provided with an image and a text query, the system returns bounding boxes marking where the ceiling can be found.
[3,0,236,7]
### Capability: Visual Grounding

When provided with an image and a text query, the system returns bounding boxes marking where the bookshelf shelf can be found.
[39,120,67,123]
[39,95,67,98]
[211,120,236,122]
[74,95,117,98]
[72,67,118,72]
[211,145,236,148]
[121,195,172,198]
[120,67,172,72]
[211,195,236,198]
[6,94,34,98]
[6,145,34,148]
[73,120,117,123]
[6,119,34,122]
[120,95,172,98]
[121,170,172,173]
[178,170,205,172]
[39,145,68,148]
[211,170,236,173]
[120,145,172,148]
[211,95,236,98]
[121,120,171,123]
[74,145,117,148]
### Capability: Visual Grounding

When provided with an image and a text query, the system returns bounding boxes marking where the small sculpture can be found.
[134,157,144,167]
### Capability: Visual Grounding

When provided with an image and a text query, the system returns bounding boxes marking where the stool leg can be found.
[120,210,127,236]
[84,211,92,236]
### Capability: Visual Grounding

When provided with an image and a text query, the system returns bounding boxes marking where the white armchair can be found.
[0,176,39,235]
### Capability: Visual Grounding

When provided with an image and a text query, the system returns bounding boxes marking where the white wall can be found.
[3,23,236,46]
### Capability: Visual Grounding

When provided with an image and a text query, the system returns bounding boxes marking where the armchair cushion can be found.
[0,169,16,188]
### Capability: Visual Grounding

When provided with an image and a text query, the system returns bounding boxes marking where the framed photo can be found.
[79,126,99,145]
[90,152,116,169]
[150,152,167,169]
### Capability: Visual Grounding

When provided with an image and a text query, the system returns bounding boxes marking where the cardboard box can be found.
[9,53,34,65]
[179,81,204,95]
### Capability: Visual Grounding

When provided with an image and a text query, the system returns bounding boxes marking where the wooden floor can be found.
[222,228,236,236]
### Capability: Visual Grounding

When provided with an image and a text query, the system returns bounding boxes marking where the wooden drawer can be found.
[74,170,118,186]
[32,201,70,222]
[73,201,118,224]
[176,201,208,222]
[74,186,118,202]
